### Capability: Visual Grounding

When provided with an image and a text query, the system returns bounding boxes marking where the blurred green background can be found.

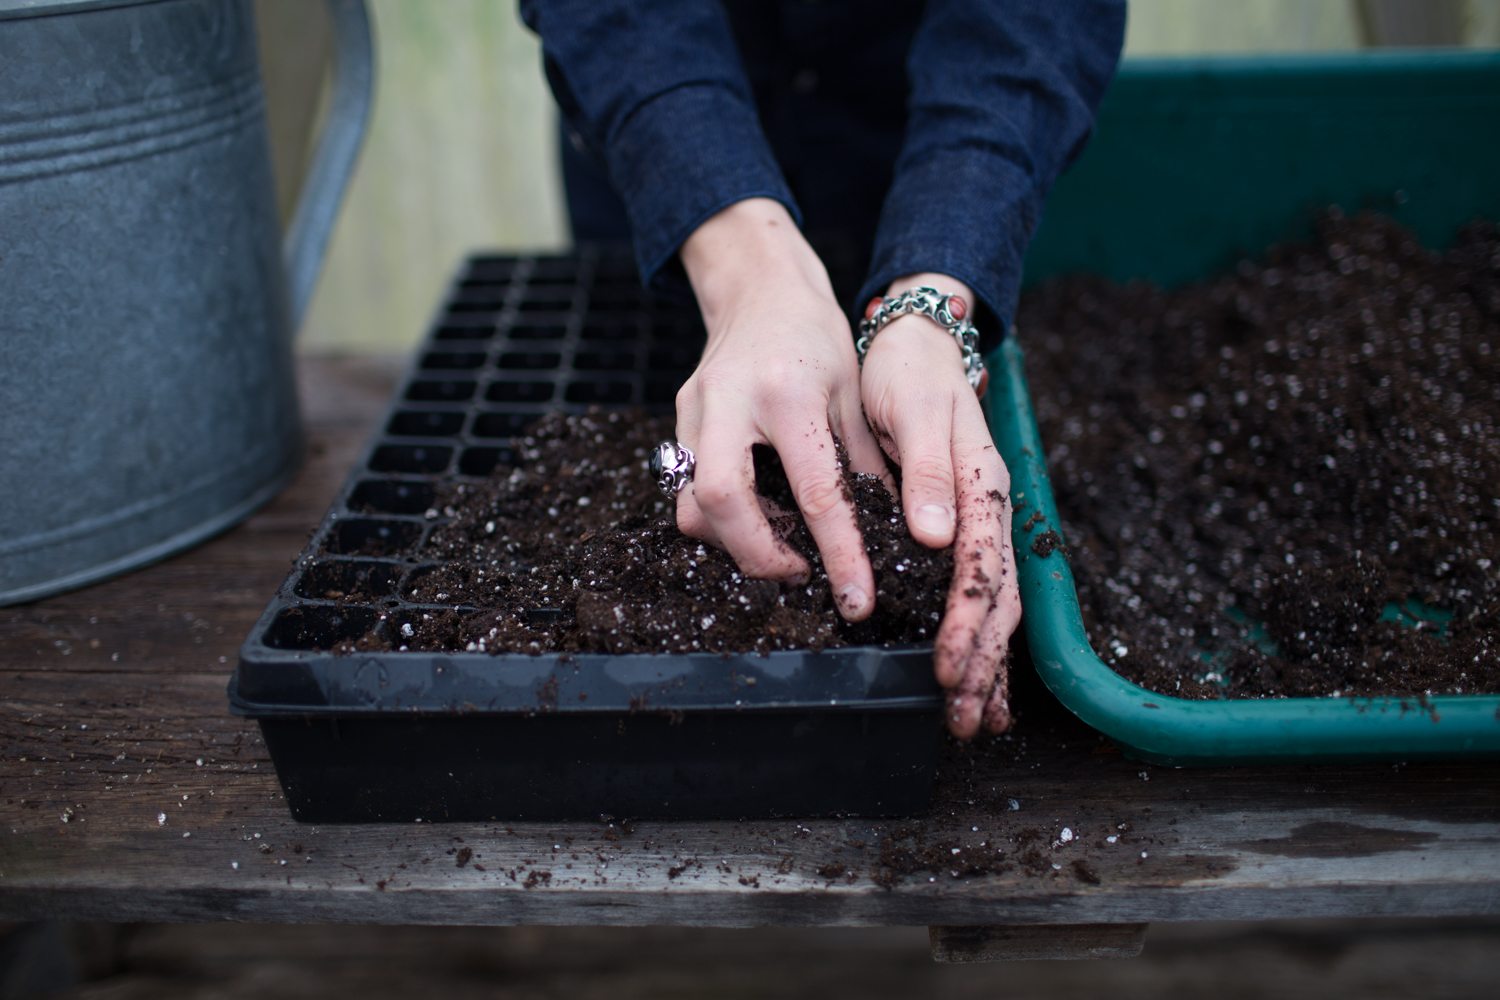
[255,0,1500,352]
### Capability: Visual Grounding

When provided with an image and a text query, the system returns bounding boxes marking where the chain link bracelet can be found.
[855,286,987,392]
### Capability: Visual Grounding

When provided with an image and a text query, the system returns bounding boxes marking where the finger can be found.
[691,398,810,583]
[945,647,994,740]
[675,487,715,544]
[885,392,958,549]
[971,556,1022,735]
[834,394,897,497]
[933,397,1013,709]
[982,657,1013,734]
[974,476,1021,735]
[672,383,717,545]
[771,412,876,621]
[948,573,1020,739]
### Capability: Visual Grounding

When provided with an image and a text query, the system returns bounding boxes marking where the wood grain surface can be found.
[2,355,1498,931]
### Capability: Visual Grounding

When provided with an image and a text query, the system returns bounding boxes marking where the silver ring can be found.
[649,439,695,498]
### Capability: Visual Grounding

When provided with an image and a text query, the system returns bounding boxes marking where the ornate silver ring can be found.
[649,439,696,499]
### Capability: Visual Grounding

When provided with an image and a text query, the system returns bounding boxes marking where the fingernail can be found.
[837,583,870,616]
[914,503,955,538]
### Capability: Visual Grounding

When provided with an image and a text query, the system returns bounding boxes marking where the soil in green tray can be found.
[1018,210,1500,699]
[340,411,955,656]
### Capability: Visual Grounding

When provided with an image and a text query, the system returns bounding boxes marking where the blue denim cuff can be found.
[857,150,1040,352]
[604,83,802,296]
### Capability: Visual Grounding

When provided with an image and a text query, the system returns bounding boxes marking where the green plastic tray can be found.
[993,51,1500,764]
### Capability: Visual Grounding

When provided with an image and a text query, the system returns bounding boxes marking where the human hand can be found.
[674,199,894,620]
[859,274,1020,738]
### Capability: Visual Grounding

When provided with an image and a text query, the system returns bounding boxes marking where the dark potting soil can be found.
[343,411,953,655]
[1018,211,1500,700]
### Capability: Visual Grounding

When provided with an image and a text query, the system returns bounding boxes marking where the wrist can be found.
[680,198,830,325]
[884,273,973,304]
[860,278,987,394]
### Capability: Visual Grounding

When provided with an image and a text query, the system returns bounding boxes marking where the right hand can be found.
[859,279,1021,738]
[674,198,894,621]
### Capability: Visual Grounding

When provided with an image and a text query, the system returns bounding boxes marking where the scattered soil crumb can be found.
[1031,530,1063,558]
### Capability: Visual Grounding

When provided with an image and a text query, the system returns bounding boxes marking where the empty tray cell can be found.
[580,321,639,342]
[565,379,633,404]
[325,518,423,558]
[588,286,646,310]
[513,304,571,322]
[434,317,496,341]
[458,445,517,477]
[457,276,507,289]
[528,258,582,280]
[518,286,577,308]
[648,343,701,370]
[406,378,476,403]
[368,444,453,475]
[447,288,508,313]
[649,319,706,341]
[522,271,573,287]
[575,348,638,371]
[348,479,436,515]
[498,350,562,371]
[509,322,566,341]
[294,560,402,602]
[262,604,381,651]
[464,257,518,283]
[644,376,684,404]
[472,411,535,439]
[486,380,555,404]
[387,410,465,438]
[420,350,486,371]
[591,257,637,282]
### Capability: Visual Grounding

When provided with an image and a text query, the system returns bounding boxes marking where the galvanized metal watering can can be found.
[0,0,373,604]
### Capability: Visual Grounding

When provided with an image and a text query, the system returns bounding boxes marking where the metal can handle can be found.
[282,0,375,328]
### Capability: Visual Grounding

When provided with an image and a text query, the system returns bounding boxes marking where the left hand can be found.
[859,274,1021,738]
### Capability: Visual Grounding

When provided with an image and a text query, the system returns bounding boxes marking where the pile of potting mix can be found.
[349,413,953,656]
[1020,211,1500,699]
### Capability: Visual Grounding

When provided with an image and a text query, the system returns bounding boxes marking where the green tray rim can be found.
[988,337,1500,765]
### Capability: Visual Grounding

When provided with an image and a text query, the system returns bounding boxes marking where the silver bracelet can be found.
[856,286,987,392]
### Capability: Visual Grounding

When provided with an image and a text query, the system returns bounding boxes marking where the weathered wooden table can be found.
[2,355,1497,963]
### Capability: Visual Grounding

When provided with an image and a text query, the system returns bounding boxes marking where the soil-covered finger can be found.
[770,414,875,620]
[944,653,995,740]
[982,660,1013,733]
[935,419,1013,682]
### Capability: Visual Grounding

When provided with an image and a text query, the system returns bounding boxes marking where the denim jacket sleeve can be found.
[520,0,801,293]
[858,0,1126,344]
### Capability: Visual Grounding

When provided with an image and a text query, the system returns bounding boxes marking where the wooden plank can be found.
[2,355,1499,929]
[929,923,1148,962]
[32,921,1500,996]
[4,654,1498,926]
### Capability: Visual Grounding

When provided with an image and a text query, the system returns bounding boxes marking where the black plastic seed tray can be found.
[230,248,944,823]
